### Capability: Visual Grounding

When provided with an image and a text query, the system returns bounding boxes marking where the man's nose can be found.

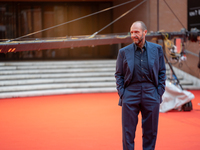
[131,33,136,38]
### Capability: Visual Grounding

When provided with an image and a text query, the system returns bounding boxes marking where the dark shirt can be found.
[131,42,153,84]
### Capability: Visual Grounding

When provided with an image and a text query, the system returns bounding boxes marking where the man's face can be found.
[130,23,147,46]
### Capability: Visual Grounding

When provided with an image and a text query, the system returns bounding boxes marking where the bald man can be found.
[115,21,166,150]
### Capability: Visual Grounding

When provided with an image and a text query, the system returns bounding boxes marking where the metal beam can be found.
[0,32,186,53]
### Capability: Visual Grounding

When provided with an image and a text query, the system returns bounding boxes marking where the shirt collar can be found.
[134,41,147,51]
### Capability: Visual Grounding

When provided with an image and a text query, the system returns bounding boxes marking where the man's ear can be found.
[144,30,147,35]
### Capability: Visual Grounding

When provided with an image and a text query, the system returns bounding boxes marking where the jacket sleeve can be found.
[115,49,125,99]
[157,46,166,96]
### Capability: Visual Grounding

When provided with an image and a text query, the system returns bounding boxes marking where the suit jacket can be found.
[115,41,166,106]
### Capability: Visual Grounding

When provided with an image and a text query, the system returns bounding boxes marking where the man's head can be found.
[130,21,147,47]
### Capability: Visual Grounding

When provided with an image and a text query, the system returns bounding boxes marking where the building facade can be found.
[0,0,114,60]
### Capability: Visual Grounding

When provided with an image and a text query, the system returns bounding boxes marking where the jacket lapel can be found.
[146,41,156,72]
[124,43,135,75]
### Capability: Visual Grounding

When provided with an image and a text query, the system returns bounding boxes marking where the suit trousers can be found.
[122,82,160,150]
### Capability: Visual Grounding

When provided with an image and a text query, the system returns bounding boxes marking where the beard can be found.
[133,33,144,46]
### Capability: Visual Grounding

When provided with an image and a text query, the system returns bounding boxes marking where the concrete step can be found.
[0,64,116,70]
[0,75,191,87]
[0,77,115,86]
[166,75,184,80]
[0,82,116,92]
[182,85,200,90]
[0,60,115,65]
[0,68,115,75]
[179,80,193,85]
[0,87,117,99]
[0,72,114,80]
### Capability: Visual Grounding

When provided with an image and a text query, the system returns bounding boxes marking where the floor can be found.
[0,91,199,150]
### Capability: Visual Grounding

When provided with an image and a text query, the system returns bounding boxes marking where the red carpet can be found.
[0,90,200,150]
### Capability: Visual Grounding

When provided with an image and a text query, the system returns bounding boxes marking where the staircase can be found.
[0,60,199,99]
[0,60,116,99]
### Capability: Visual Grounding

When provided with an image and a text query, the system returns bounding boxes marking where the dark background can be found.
[187,0,200,31]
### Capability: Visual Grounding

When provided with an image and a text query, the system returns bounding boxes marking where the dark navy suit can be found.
[115,41,166,150]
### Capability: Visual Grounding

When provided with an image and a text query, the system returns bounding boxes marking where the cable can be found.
[184,49,199,57]
[163,0,186,29]
[161,32,176,58]
[88,0,147,38]
[6,0,136,42]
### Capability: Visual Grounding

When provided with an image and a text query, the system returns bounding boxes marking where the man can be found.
[115,21,166,150]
